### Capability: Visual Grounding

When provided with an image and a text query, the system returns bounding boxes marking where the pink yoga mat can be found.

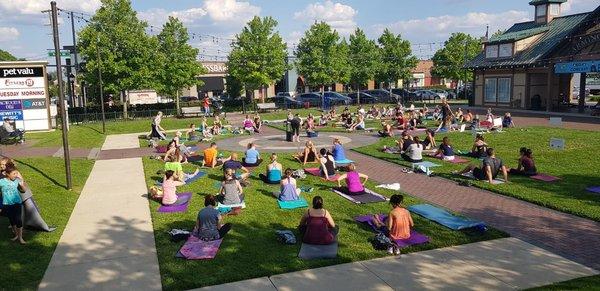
[530,174,561,182]
[178,236,222,260]
[304,168,340,182]
[446,157,469,164]
[355,214,429,248]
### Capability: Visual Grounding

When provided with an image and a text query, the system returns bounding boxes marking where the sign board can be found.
[47,50,70,57]
[0,62,50,131]
[128,90,158,105]
[201,62,228,74]
[554,60,600,74]
[550,138,565,150]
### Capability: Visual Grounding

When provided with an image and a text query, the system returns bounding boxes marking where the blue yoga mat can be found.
[156,171,206,186]
[278,197,309,209]
[408,204,486,231]
[335,159,354,165]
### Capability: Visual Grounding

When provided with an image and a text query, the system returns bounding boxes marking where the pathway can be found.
[346,151,600,271]
[38,134,161,290]
[195,238,597,291]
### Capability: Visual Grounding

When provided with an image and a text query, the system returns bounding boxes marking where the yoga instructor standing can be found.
[151,111,166,140]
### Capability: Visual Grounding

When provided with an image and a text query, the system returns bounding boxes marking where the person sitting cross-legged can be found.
[161,170,186,206]
[298,196,338,245]
[222,153,250,182]
[335,163,368,195]
[259,153,283,184]
[218,168,244,205]
[193,194,232,241]
[318,148,336,180]
[274,168,301,201]
[371,194,414,255]
[509,147,537,176]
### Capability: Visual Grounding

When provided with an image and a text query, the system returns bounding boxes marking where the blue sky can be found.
[0,0,597,61]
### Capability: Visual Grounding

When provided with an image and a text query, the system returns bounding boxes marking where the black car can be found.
[363,89,400,103]
[391,88,418,102]
[347,92,378,104]
[269,96,303,109]
[295,93,323,107]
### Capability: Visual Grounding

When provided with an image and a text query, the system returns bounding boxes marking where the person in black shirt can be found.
[455,148,508,183]
[290,113,302,142]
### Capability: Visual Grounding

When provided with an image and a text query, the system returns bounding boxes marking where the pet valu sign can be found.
[0,61,51,131]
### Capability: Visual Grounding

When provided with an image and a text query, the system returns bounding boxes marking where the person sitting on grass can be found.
[298,196,337,245]
[396,131,414,152]
[408,110,422,129]
[253,114,262,133]
[329,107,338,120]
[455,108,464,123]
[348,114,365,131]
[219,168,244,205]
[432,136,455,161]
[259,153,283,184]
[394,112,406,130]
[331,138,347,162]
[294,140,318,165]
[202,142,220,168]
[194,194,231,241]
[318,113,329,126]
[0,165,26,244]
[223,153,250,182]
[340,107,351,123]
[305,114,317,136]
[161,170,186,206]
[421,129,437,150]
[371,194,414,256]
[463,109,473,124]
[454,148,508,183]
[212,115,223,135]
[274,168,301,201]
[164,146,186,164]
[172,131,195,158]
[502,112,515,128]
[509,147,537,176]
[402,136,424,163]
[187,123,199,141]
[164,155,200,183]
[335,163,368,195]
[318,148,336,180]
[467,134,488,158]
[378,121,393,137]
[243,143,261,167]
[242,115,255,133]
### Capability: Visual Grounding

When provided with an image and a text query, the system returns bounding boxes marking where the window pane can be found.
[486,45,498,58]
[499,43,512,57]
[498,78,511,103]
[485,78,497,102]
[550,4,559,15]
[536,5,546,16]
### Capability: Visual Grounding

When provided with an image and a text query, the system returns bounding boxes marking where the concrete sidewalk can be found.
[196,238,597,291]
[39,140,161,289]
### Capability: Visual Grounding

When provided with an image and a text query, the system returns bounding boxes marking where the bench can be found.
[181,107,203,117]
[256,102,277,112]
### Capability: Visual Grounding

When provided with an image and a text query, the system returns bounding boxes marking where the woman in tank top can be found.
[298,196,337,245]
[318,148,336,179]
[335,163,368,195]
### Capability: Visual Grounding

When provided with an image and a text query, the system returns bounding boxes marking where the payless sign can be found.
[0,62,50,131]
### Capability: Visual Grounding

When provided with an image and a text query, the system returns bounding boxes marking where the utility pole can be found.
[70,11,80,107]
[96,35,106,133]
[50,1,73,190]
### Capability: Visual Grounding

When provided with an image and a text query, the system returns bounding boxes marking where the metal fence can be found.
[67,109,178,124]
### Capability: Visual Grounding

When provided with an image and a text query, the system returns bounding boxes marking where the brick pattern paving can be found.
[347,151,600,271]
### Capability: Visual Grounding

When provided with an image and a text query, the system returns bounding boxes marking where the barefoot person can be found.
[335,163,368,195]
[219,169,244,205]
[274,168,301,201]
[259,153,283,184]
[455,148,509,183]
[161,170,186,206]
[0,165,26,244]
[150,111,166,140]
[294,140,318,165]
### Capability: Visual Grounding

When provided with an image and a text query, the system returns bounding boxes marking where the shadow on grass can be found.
[14,158,65,189]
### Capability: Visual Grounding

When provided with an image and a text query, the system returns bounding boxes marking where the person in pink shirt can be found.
[161,170,185,205]
[335,163,368,195]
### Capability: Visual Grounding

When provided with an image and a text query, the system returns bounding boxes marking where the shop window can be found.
[497,78,511,103]
[485,77,511,103]
[485,78,497,102]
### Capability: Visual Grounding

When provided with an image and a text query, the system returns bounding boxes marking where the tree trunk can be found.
[122,90,128,119]
[357,82,360,105]
[176,91,180,117]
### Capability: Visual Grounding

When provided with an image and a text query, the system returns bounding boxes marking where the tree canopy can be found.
[0,49,17,61]
[431,32,481,82]
[348,28,379,92]
[377,28,418,88]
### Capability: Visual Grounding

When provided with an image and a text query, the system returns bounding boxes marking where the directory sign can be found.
[554,60,600,74]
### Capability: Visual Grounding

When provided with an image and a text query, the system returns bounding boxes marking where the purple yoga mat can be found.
[354,214,429,248]
[305,168,340,181]
[178,236,222,260]
[157,192,192,213]
[530,174,561,182]
[586,186,600,194]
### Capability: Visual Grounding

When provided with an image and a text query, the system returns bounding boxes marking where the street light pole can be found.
[51,1,73,190]
[96,35,106,133]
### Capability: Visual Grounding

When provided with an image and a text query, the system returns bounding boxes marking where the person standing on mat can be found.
[402,136,423,163]
[298,196,337,245]
[161,170,186,206]
[318,148,336,180]
[455,148,509,183]
[0,165,27,244]
[290,113,302,143]
[371,194,414,255]
[150,111,166,140]
[509,147,537,176]
[335,163,368,195]
[243,143,261,167]
[194,194,231,241]
[432,136,455,161]
[275,168,301,201]
[259,153,283,184]
[219,169,244,205]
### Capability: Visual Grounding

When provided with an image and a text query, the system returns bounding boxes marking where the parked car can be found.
[414,90,438,101]
[269,95,303,109]
[323,92,352,105]
[295,92,323,107]
[180,96,199,102]
[363,89,400,103]
[391,88,418,102]
[347,92,378,104]
[276,91,296,98]
[430,89,449,99]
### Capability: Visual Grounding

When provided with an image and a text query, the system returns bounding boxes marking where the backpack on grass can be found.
[370,233,394,250]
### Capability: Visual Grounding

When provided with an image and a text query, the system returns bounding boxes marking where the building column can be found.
[546,70,553,112]
[579,72,586,113]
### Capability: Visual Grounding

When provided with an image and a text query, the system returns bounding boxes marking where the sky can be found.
[0,0,597,62]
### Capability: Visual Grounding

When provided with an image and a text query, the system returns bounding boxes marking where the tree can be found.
[156,16,206,114]
[431,32,481,87]
[348,28,379,104]
[377,28,418,90]
[0,49,17,61]
[491,29,505,38]
[78,0,161,103]
[295,22,348,103]
[227,16,288,102]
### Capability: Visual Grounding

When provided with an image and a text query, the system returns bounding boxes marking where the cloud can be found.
[203,0,260,24]
[0,27,19,42]
[138,8,208,27]
[372,10,530,43]
[294,1,358,35]
[0,0,100,15]
[561,0,599,14]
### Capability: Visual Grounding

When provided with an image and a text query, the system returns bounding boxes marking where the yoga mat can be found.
[187,155,203,163]
[461,172,505,184]
[334,158,354,165]
[586,186,600,194]
[156,146,168,153]
[298,241,338,260]
[157,192,192,213]
[408,204,486,231]
[444,157,469,164]
[332,188,388,204]
[304,168,340,182]
[412,161,441,168]
[177,236,222,260]
[155,172,206,186]
[354,215,429,248]
[530,174,561,182]
[22,197,56,232]
[278,197,309,209]
[216,201,246,209]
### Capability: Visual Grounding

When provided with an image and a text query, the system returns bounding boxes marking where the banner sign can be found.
[0,100,22,111]
[0,110,24,121]
[22,98,47,109]
[554,60,600,74]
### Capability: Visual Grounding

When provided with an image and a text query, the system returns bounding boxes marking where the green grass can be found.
[353,127,600,221]
[0,158,94,290]
[526,275,600,290]
[143,152,506,290]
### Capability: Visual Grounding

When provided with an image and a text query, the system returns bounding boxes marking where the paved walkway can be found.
[196,238,597,291]
[346,151,600,271]
[39,135,161,290]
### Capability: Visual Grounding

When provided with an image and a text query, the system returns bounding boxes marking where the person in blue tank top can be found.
[259,153,283,184]
[331,138,347,162]
[274,168,301,201]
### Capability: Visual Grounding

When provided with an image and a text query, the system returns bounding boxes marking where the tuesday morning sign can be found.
[0,62,51,131]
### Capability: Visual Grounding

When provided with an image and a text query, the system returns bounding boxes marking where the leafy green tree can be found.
[225,75,244,98]
[156,16,206,114]
[227,16,288,102]
[295,22,348,100]
[0,49,17,61]
[78,0,161,101]
[348,28,379,104]
[432,32,481,86]
[377,28,418,90]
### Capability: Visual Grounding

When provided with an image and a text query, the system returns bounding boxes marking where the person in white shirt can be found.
[401,136,423,163]
[2,118,24,142]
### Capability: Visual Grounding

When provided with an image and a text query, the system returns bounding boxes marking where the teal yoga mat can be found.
[278,197,309,209]
[408,204,486,231]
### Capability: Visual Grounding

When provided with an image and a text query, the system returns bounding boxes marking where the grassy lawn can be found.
[353,127,600,221]
[0,158,94,290]
[526,275,600,290]
[142,152,506,290]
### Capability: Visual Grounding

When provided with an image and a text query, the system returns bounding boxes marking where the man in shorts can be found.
[455,148,508,184]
